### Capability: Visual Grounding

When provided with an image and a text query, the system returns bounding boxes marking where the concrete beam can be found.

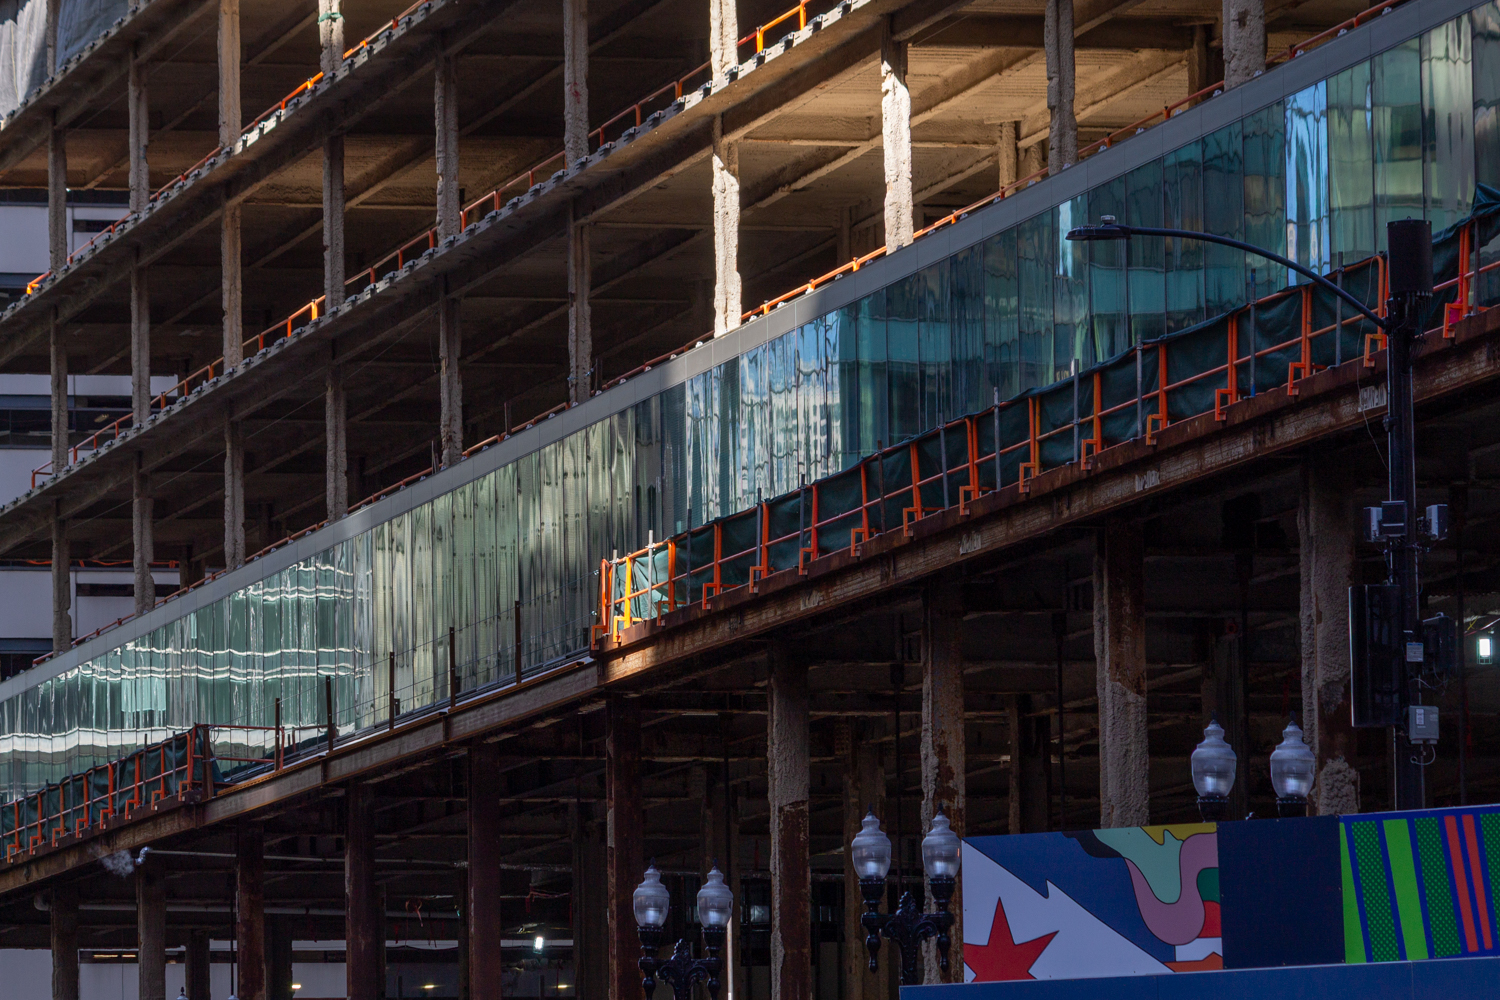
[1094,520,1149,828]
[606,695,643,1000]
[1298,458,1360,815]
[768,646,811,1000]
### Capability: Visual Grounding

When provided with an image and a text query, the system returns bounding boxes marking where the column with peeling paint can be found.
[606,696,643,1000]
[1299,460,1361,815]
[1222,0,1265,89]
[436,55,464,465]
[768,646,811,1000]
[1094,520,1150,827]
[709,0,740,337]
[880,18,913,251]
[569,204,592,403]
[922,585,965,982]
[1045,0,1077,173]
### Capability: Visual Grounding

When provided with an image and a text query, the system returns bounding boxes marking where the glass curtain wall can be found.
[4,5,1500,798]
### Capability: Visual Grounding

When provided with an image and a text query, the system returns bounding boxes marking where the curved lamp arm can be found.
[1066,223,1388,331]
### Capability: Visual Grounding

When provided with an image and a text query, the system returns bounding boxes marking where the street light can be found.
[1478,633,1493,666]
[1069,217,1444,812]
[633,861,732,1000]
[1191,717,1237,822]
[855,808,960,985]
[1269,714,1316,817]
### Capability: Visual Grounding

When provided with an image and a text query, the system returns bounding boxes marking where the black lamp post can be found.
[1067,218,1445,812]
[851,808,961,985]
[634,861,733,1000]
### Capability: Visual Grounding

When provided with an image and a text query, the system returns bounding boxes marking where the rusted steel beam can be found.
[921,583,965,982]
[768,645,811,1000]
[236,822,266,1000]
[606,695,643,1000]
[468,742,505,1000]
[599,308,1500,680]
[346,784,380,1000]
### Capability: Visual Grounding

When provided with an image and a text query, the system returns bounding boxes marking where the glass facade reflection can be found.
[6,3,1500,799]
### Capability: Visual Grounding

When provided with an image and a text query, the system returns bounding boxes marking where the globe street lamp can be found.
[854,808,960,985]
[634,861,733,1000]
[1269,714,1316,817]
[1191,717,1237,822]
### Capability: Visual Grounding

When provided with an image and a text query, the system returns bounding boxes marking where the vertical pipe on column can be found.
[921,584,965,982]
[606,695,643,1000]
[346,785,380,1000]
[768,646,811,1000]
[1044,0,1076,173]
[51,504,70,656]
[568,205,592,403]
[51,884,79,1000]
[469,743,504,1000]
[137,863,166,1000]
[133,456,154,616]
[1094,520,1149,827]
[224,415,245,569]
[236,823,265,1000]
[880,19,913,251]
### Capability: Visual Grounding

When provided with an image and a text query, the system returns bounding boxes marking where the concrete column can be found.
[130,253,150,426]
[606,695,643,1000]
[236,823,266,1000]
[922,585,965,982]
[568,206,591,404]
[186,928,211,1000]
[51,885,79,1000]
[47,118,66,273]
[1299,460,1361,815]
[840,721,885,1000]
[323,136,345,308]
[133,458,154,616]
[1222,0,1265,89]
[438,293,462,466]
[45,0,59,73]
[49,310,67,475]
[572,800,609,1000]
[880,19,913,251]
[346,784,381,1000]
[997,121,1018,191]
[1022,141,1044,182]
[137,863,166,1000]
[709,0,737,79]
[711,116,741,337]
[768,647,811,1000]
[224,416,245,569]
[1008,695,1050,834]
[318,0,343,74]
[435,54,461,240]
[128,53,149,214]
[1044,0,1076,174]
[51,506,70,655]
[564,0,589,164]
[469,743,504,1000]
[1188,24,1212,97]
[326,358,348,521]
[1094,521,1149,827]
[220,0,242,367]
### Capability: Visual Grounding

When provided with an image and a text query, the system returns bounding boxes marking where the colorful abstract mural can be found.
[963,824,1222,982]
[1341,805,1500,963]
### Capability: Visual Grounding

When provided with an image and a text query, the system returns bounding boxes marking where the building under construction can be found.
[0,0,1498,995]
